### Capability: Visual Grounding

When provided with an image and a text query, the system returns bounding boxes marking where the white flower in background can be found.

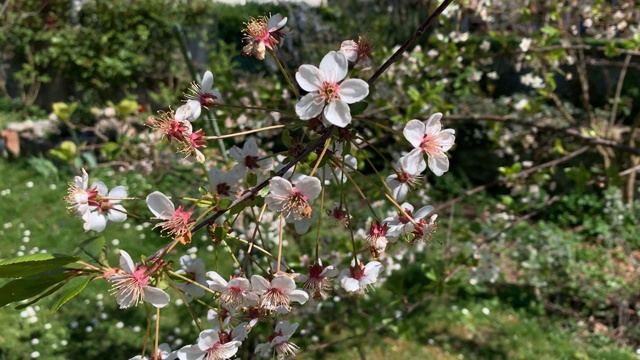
[480,39,491,51]
[383,203,435,242]
[519,38,532,52]
[264,175,321,234]
[513,98,530,111]
[79,181,128,232]
[295,51,369,128]
[469,248,500,285]
[242,13,288,60]
[385,155,425,202]
[487,71,499,80]
[175,255,207,299]
[129,343,176,360]
[186,70,222,109]
[146,191,195,242]
[254,320,299,358]
[251,274,309,312]
[402,112,456,177]
[177,328,242,360]
[317,143,357,184]
[520,73,544,89]
[207,167,244,199]
[340,260,384,293]
[106,250,170,309]
[229,138,272,173]
[65,168,91,214]
[427,49,439,58]
[206,272,259,308]
[340,36,373,70]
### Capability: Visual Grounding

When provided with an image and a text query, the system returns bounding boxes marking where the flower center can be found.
[320,82,339,102]
[262,287,289,310]
[283,191,312,221]
[420,134,440,156]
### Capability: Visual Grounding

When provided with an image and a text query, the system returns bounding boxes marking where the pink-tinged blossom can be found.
[340,260,384,293]
[402,112,455,176]
[175,255,207,299]
[242,14,288,60]
[366,221,389,258]
[107,250,170,309]
[129,343,176,360]
[229,138,272,173]
[340,36,373,70]
[78,180,128,232]
[264,175,321,234]
[185,71,222,109]
[179,127,207,164]
[146,191,195,241]
[385,155,425,202]
[383,203,436,242]
[254,320,299,358]
[297,260,338,301]
[295,51,369,128]
[207,167,244,199]
[326,203,350,228]
[251,274,309,313]
[177,327,244,360]
[147,110,191,143]
[206,272,259,308]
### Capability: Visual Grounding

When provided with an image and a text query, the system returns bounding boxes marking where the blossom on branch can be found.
[340,36,373,70]
[340,260,384,293]
[146,191,195,244]
[207,272,259,308]
[185,70,222,109]
[295,51,369,128]
[402,112,455,176]
[251,274,309,313]
[242,13,288,60]
[254,320,299,358]
[264,175,322,234]
[385,155,425,202]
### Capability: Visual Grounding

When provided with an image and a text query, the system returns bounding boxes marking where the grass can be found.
[0,159,637,359]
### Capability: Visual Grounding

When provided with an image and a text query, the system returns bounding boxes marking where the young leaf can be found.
[50,276,94,314]
[0,254,80,279]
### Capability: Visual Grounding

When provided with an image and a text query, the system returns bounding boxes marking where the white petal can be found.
[272,275,296,292]
[424,112,443,134]
[198,329,221,350]
[108,204,128,222]
[229,145,244,163]
[319,51,347,83]
[288,289,309,304]
[108,185,127,200]
[93,181,108,196]
[201,71,214,92]
[295,93,324,120]
[403,150,426,173]
[119,250,136,274]
[268,177,293,197]
[293,176,322,203]
[403,120,426,148]
[340,40,358,62]
[143,286,170,308]
[146,191,175,219]
[391,183,408,202]
[414,205,435,220]
[206,271,228,292]
[400,154,426,174]
[251,275,270,292]
[337,79,369,103]
[88,212,107,232]
[216,342,241,359]
[294,216,312,234]
[428,155,450,176]
[341,277,360,292]
[324,99,351,128]
[295,65,323,92]
[177,345,204,360]
[268,13,286,31]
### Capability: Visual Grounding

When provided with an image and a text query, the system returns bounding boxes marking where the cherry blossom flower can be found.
[147,110,191,143]
[254,320,299,358]
[207,306,237,331]
[65,168,91,214]
[340,260,384,293]
[206,272,259,308]
[366,221,389,258]
[207,167,243,199]
[264,175,321,234]
[175,255,207,299]
[402,112,455,176]
[383,203,436,242]
[340,36,373,70]
[106,250,170,309]
[385,155,425,202]
[176,100,202,123]
[242,13,288,60]
[129,343,176,360]
[295,51,369,128]
[177,328,243,360]
[80,181,128,232]
[296,260,338,301]
[146,191,195,243]
[229,138,272,173]
[326,203,350,227]
[251,274,308,312]
[185,71,222,109]
[179,126,207,164]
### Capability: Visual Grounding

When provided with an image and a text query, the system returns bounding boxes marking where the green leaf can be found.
[50,276,94,314]
[74,236,107,266]
[349,101,368,116]
[0,254,80,279]
[0,270,71,307]
[282,128,293,148]
[218,198,232,210]
[15,281,67,310]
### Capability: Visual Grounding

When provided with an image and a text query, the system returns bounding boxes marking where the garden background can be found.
[2,0,640,359]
